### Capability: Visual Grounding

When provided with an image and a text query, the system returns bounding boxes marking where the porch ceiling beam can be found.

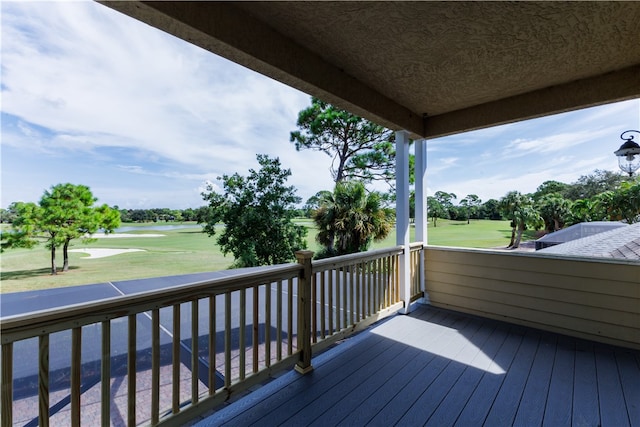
[424,65,640,139]
[99,0,424,137]
[100,2,639,140]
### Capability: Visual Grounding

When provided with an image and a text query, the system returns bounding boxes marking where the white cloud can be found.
[1,2,639,211]
[0,1,336,208]
[503,128,613,158]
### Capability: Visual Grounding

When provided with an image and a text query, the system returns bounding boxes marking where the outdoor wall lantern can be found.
[614,130,640,177]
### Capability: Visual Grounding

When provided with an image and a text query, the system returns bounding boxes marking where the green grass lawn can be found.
[0,219,530,293]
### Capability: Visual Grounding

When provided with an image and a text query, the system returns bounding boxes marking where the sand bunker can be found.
[92,233,165,238]
[69,248,146,259]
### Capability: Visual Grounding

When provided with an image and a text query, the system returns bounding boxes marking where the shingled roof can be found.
[538,222,640,260]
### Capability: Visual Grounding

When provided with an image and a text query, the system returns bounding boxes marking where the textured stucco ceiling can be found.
[101,1,640,138]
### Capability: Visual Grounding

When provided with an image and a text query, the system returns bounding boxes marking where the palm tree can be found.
[569,198,594,224]
[537,193,571,233]
[499,191,541,249]
[313,181,393,257]
[460,194,481,224]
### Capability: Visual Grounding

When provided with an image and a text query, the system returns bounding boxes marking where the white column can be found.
[415,139,427,244]
[414,139,429,303]
[395,130,411,314]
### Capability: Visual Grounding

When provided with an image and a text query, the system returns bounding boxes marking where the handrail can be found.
[1,263,303,343]
[0,247,408,427]
[409,241,424,250]
[311,245,403,272]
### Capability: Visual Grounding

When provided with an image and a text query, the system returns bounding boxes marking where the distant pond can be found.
[113,224,204,232]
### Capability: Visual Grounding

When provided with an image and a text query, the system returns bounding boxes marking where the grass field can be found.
[0,219,532,293]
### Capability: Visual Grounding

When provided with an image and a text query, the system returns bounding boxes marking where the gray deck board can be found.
[543,340,575,426]
[196,305,640,427]
[453,329,523,426]
[596,347,631,427]
[572,340,600,427]
[391,319,493,425]
[617,351,640,425]
[424,324,507,426]
[513,333,557,426]
[483,329,540,426]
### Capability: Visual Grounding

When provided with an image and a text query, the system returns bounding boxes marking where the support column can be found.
[395,130,411,314]
[414,139,429,304]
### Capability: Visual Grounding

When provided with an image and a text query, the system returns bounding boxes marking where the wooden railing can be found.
[309,246,405,355]
[0,247,406,427]
[409,242,424,302]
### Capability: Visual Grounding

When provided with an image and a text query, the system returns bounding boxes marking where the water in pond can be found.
[111,224,203,232]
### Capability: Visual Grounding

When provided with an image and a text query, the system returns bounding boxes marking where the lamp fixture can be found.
[614,130,640,177]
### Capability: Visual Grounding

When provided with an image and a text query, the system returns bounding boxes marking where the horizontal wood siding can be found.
[425,247,640,349]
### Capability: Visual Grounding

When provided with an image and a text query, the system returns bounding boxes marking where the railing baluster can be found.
[224,293,231,388]
[71,327,81,427]
[127,314,136,427]
[356,263,361,321]
[365,261,370,317]
[252,286,259,374]
[342,267,348,328]
[151,309,160,426]
[38,334,49,427]
[349,265,354,326]
[239,289,246,380]
[2,343,13,427]
[172,305,180,414]
[373,259,382,313]
[328,271,333,336]
[371,259,375,312]
[287,278,293,355]
[395,254,400,302]
[336,267,342,331]
[384,257,388,307]
[265,283,271,367]
[192,299,199,404]
[363,262,369,317]
[375,259,384,311]
[277,280,282,361]
[311,273,317,343]
[101,321,111,427]
[320,272,326,339]
[209,295,216,395]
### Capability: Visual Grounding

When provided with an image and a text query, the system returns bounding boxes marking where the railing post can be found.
[295,250,314,374]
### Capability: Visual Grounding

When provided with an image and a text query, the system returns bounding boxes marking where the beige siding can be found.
[425,247,640,349]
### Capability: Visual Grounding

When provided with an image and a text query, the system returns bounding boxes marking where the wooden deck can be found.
[196,305,640,427]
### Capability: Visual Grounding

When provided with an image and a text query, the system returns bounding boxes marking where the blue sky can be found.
[2,1,639,210]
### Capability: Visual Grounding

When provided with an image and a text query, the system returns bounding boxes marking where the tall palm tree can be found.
[313,181,393,257]
[537,193,571,233]
[499,191,541,249]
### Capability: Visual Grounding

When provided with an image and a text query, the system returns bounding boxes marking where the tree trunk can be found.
[327,231,335,252]
[63,239,70,271]
[512,225,525,249]
[50,245,57,275]
[507,224,516,248]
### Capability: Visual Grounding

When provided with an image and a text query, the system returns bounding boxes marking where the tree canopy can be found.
[1,183,121,274]
[313,181,393,257]
[290,97,408,188]
[201,155,307,267]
